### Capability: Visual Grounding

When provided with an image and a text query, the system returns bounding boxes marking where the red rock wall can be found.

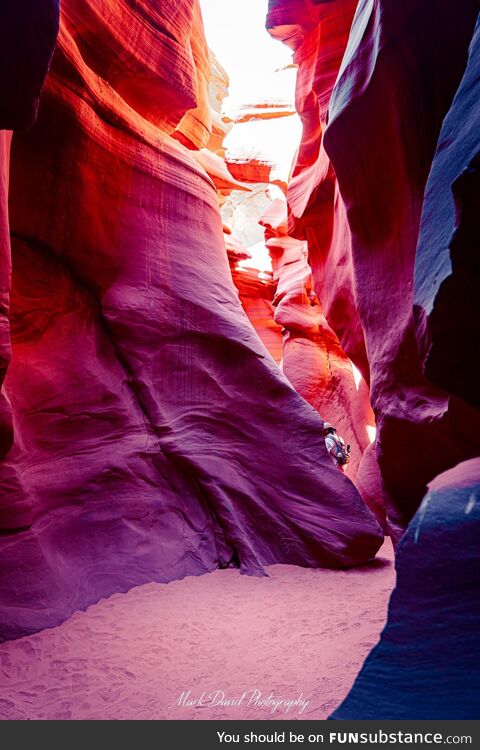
[261,200,386,529]
[0,0,382,639]
[230,267,284,364]
[268,0,368,377]
[0,131,13,462]
[0,2,60,462]
[0,0,59,472]
[261,201,374,475]
[267,0,480,540]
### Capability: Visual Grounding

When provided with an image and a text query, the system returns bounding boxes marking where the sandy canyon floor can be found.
[0,541,394,720]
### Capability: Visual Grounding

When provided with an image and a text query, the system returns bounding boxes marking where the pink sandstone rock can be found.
[0,132,13,463]
[230,266,284,365]
[194,149,251,192]
[330,11,480,719]
[226,159,275,186]
[223,233,252,263]
[261,200,384,528]
[190,43,283,370]
[172,0,212,150]
[268,0,369,382]
[269,237,373,481]
[205,53,232,158]
[323,0,480,539]
[354,443,388,534]
[221,187,286,363]
[262,201,376,479]
[0,0,383,639]
[267,0,480,540]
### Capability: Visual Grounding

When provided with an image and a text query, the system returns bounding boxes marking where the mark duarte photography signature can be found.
[171,689,310,715]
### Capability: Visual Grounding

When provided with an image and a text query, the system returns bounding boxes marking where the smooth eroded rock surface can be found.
[0,0,383,640]
[0,1,59,455]
[268,0,480,540]
[414,16,480,412]
[261,200,377,488]
[331,459,480,719]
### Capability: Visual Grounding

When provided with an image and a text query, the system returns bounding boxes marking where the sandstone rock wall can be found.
[0,0,382,639]
[261,199,386,529]
[0,1,60,462]
[261,202,374,473]
[414,16,480,413]
[267,0,480,540]
[331,458,480,719]
[0,131,13,463]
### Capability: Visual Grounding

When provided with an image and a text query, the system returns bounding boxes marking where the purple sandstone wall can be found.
[0,0,382,641]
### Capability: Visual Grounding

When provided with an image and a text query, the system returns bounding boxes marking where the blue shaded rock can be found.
[331,459,480,719]
[414,15,480,410]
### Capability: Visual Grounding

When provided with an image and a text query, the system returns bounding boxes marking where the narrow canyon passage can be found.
[0,1,395,720]
[0,0,479,723]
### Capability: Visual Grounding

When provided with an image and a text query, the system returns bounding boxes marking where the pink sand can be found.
[0,541,394,720]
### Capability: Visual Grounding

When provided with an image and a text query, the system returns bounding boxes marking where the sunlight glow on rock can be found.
[366,425,377,444]
[199,0,302,183]
[351,362,363,391]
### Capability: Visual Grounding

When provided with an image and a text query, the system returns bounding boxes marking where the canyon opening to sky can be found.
[0,0,479,723]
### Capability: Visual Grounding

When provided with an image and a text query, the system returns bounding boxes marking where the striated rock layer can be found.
[262,205,371,467]
[267,0,480,719]
[230,266,284,365]
[0,0,383,640]
[0,1,60,461]
[0,132,13,462]
[267,0,480,540]
[261,200,385,529]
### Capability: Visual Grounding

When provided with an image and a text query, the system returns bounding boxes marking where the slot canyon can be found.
[0,0,479,721]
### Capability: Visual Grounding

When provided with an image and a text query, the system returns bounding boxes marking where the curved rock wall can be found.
[261,203,373,473]
[0,131,13,462]
[0,1,60,461]
[0,0,382,640]
[414,16,480,413]
[268,0,368,378]
[268,0,480,540]
[268,1,480,716]
[230,265,284,365]
[331,458,480,719]
[261,200,386,529]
